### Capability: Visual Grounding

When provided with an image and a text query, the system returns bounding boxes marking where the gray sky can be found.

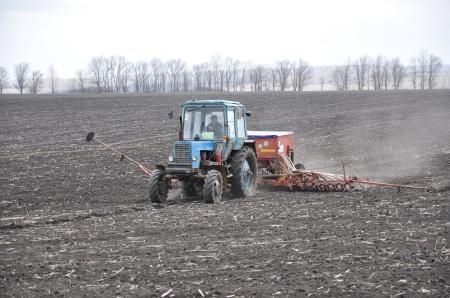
[1,0,449,78]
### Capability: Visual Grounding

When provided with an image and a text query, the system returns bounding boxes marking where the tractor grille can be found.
[174,143,191,163]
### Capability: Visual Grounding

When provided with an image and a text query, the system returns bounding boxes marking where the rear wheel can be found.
[203,170,223,203]
[149,170,168,203]
[230,146,257,197]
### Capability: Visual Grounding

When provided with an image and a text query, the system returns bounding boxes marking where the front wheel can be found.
[230,146,257,197]
[203,170,223,204]
[149,170,168,203]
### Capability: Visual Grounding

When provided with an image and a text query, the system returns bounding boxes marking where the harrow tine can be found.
[259,152,434,193]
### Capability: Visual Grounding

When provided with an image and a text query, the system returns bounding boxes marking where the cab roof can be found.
[183,99,242,106]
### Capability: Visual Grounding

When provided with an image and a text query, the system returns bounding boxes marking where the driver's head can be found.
[210,115,218,123]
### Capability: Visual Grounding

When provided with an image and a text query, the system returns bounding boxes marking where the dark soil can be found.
[1,91,449,297]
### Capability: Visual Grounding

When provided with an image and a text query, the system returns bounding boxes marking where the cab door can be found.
[230,106,246,150]
[227,107,236,140]
[235,106,246,139]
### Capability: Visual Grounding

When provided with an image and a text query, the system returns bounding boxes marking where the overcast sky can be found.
[0,0,449,78]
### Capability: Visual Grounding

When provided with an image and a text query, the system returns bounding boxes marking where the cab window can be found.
[183,106,224,140]
[227,108,236,139]
[236,107,246,138]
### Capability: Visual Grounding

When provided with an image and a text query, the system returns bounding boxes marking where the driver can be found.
[206,115,224,139]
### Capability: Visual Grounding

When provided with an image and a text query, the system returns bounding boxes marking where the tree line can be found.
[0,51,444,95]
[331,51,442,91]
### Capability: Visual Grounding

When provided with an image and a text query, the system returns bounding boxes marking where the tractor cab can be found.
[150,99,258,204]
[166,100,251,174]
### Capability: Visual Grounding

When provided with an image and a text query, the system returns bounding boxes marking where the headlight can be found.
[168,155,174,162]
[192,155,198,161]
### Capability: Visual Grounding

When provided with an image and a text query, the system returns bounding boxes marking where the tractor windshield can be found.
[183,106,225,140]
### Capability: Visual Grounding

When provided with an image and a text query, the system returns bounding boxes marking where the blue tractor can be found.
[149,99,258,203]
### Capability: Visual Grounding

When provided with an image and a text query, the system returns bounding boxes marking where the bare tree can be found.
[418,50,428,89]
[390,58,405,90]
[371,56,385,90]
[192,63,206,91]
[239,63,248,91]
[204,63,213,91]
[319,76,325,91]
[292,59,313,91]
[182,70,190,92]
[112,58,122,92]
[111,56,130,93]
[382,60,389,90]
[88,57,103,92]
[277,60,290,91]
[132,62,141,92]
[70,78,77,92]
[167,60,176,92]
[342,60,351,91]
[366,62,372,90]
[354,56,369,90]
[409,57,418,89]
[262,68,271,91]
[0,67,8,94]
[48,65,57,94]
[331,62,349,91]
[231,60,241,91]
[102,56,116,92]
[270,68,278,91]
[134,62,150,92]
[428,54,442,89]
[150,58,164,92]
[291,65,299,91]
[250,65,265,92]
[15,63,30,94]
[76,70,86,92]
[160,63,167,93]
[29,70,44,94]
[332,66,345,91]
[224,57,234,92]
[167,59,186,92]
[219,63,225,91]
[120,61,132,92]
[299,61,313,91]
[209,55,223,91]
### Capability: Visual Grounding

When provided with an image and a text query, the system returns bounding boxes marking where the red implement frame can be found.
[258,153,434,192]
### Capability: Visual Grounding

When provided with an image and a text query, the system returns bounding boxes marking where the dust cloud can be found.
[293,92,450,184]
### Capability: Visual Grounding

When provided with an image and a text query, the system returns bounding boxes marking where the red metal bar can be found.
[350,179,434,192]
[92,138,152,176]
[259,171,434,192]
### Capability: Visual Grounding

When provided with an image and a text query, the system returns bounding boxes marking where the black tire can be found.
[295,163,305,170]
[149,170,168,203]
[182,179,197,197]
[230,146,257,197]
[203,170,223,204]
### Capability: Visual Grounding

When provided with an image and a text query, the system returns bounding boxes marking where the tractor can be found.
[86,100,434,201]
[148,99,258,203]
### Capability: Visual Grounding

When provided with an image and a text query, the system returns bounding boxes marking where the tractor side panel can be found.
[191,141,216,168]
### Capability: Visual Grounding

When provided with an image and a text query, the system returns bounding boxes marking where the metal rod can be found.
[352,179,434,192]
[91,138,151,176]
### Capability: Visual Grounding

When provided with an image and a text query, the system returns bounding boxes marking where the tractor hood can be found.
[170,140,216,169]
